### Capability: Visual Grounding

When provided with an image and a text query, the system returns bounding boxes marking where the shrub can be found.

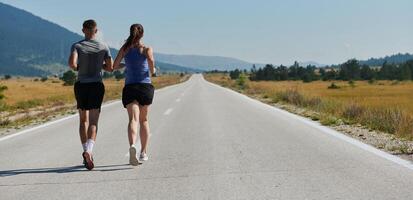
[0,85,7,101]
[4,75,11,80]
[348,80,356,88]
[61,70,77,86]
[276,89,305,106]
[113,70,125,81]
[40,77,48,82]
[360,108,412,137]
[328,82,340,89]
[236,73,248,89]
[342,104,365,120]
[15,99,43,110]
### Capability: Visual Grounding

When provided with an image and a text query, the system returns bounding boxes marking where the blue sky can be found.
[2,0,413,65]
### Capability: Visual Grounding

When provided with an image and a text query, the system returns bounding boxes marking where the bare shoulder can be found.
[145,46,153,52]
[144,46,154,57]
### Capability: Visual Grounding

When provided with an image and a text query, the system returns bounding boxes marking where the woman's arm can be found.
[145,47,156,76]
[113,47,126,71]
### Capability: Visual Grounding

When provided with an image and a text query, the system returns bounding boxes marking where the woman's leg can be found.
[126,101,140,146]
[139,105,150,153]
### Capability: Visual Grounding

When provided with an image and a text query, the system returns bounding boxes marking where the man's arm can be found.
[103,58,113,72]
[68,50,78,71]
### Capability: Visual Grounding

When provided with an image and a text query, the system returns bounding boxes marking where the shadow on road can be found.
[0,164,133,177]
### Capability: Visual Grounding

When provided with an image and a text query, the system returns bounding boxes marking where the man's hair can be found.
[83,19,97,30]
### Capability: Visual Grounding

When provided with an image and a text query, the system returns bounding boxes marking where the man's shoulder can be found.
[72,39,86,47]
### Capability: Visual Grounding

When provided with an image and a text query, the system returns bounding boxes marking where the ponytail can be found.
[122,24,144,52]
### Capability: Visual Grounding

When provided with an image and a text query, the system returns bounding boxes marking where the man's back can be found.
[71,39,111,83]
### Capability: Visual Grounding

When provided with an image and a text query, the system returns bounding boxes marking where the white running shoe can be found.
[139,152,149,162]
[129,146,141,166]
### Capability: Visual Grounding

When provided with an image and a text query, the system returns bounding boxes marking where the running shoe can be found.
[82,151,94,170]
[139,152,149,162]
[129,146,141,166]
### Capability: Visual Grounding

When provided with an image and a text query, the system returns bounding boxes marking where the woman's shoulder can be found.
[143,45,153,56]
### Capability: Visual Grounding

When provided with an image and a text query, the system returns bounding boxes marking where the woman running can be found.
[113,24,156,166]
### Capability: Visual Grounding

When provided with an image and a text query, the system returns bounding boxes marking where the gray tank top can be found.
[71,39,112,83]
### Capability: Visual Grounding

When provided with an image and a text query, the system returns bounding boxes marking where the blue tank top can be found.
[124,48,151,85]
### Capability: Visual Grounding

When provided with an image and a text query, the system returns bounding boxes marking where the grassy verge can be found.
[204,73,413,140]
[0,74,190,130]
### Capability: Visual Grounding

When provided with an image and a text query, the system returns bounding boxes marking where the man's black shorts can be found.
[74,81,105,110]
[122,83,155,108]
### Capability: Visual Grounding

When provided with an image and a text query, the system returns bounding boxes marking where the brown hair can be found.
[83,19,97,30]
[122,24,144,51]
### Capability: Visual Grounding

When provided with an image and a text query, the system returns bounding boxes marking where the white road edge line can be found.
[205,78,413,171]
[0,81,187,142]
[163,108,173,115]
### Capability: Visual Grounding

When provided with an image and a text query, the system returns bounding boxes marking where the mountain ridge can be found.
[0,2,200,76]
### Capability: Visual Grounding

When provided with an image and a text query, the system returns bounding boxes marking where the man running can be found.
[68,19,113,170]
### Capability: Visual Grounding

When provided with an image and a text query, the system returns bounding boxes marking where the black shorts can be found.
[74,81,105,110]
[122,83,155,108]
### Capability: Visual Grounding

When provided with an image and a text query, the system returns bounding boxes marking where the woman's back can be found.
[124,47,151,85]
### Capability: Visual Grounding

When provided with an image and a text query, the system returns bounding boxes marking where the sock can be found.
[82,143,88,152]
[86,139,95,153]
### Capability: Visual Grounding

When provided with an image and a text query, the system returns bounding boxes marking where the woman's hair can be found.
[122,24,144,51]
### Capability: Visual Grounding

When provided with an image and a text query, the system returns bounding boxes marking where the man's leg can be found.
[78,110,89,152]
[86,109,101,153]
[82,109,100,170]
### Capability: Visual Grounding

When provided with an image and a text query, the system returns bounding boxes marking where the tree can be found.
[229,69,241,80]
[399,64,412,81]
[61,70,77,86]
[339,59,360,80]
[4,75,11,80]
[360,65,375,80]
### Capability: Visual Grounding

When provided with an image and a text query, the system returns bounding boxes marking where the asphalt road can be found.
[1,74,412,200]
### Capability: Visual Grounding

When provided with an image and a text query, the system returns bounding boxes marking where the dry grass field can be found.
[205,73,413,139]
[0,74,189,128]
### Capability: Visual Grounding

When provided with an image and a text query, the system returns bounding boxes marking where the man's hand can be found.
[103,58,114,72]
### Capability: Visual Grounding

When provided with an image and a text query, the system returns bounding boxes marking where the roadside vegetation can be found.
[0,73,190,130]
[205,59,413,140]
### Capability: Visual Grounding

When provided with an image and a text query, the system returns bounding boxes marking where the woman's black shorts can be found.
[74,81,105,110]
[122,83,155,108]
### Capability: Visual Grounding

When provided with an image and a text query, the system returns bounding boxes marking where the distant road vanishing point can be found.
[1,74,413,200]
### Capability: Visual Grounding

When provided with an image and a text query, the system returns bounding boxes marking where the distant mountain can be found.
[0,2,198,76]
[359,53,413,66]
[299,61,327,67]
[156,62,202,73]
[154,53,260,71]
[0,2,81,76]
